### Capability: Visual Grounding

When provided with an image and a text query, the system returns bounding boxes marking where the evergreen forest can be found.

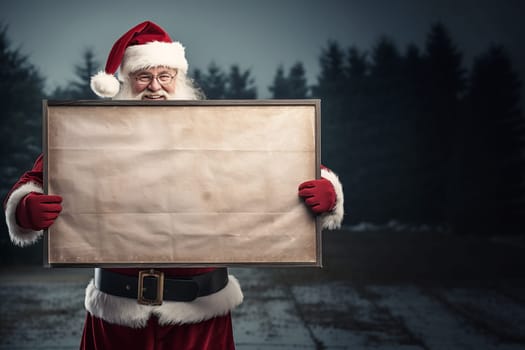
[1,22,523,263]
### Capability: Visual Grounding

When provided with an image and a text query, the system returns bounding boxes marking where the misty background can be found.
[1,0,525,264]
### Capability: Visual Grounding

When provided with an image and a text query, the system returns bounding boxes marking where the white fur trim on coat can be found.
[84,274,243,328]
[4,182,44,246]
[320,168,345,230]
[120,41,189,76]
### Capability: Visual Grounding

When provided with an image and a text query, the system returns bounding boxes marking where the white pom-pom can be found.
[90,71,120,98]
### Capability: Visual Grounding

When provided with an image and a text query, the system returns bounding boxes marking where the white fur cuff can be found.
[84,274,244,328]
[320,168,345,229]
[4,182,44,246]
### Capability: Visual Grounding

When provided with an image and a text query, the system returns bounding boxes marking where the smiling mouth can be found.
[142,95,167,100]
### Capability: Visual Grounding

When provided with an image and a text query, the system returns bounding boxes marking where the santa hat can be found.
[90,21,189,98]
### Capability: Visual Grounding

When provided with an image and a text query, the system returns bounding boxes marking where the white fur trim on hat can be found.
[84,274,243,327]
[120,41,189,76]
[4,181,44,246]
[320,167,345,230]
[90,71,121,98]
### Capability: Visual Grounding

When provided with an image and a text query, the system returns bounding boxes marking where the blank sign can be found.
[44,100,320,267]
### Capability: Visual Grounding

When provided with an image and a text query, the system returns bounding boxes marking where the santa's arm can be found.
[3,154,45,246]
[298,165,345,230]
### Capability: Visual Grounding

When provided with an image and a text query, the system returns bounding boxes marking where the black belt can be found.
[94,268,229,305]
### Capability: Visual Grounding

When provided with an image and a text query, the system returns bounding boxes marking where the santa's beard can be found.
[133,89,172,100]
[114,83,176,100]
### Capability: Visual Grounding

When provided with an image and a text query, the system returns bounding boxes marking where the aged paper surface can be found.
[45,102,318,265]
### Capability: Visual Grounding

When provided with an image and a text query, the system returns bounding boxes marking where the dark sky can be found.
[2,0,524,98]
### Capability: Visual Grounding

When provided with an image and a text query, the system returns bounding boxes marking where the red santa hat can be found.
[90,21,189,98]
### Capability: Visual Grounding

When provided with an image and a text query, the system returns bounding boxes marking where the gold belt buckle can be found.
[138,269,164,305]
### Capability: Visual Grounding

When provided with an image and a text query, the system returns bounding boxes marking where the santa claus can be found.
[3,21,344,349]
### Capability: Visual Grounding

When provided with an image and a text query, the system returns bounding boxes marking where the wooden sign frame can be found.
[43,100,321,267]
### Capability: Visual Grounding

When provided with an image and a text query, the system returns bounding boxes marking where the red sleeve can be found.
[3,154,44,209]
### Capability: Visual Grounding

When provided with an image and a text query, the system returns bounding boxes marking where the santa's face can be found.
[127,66,178,100]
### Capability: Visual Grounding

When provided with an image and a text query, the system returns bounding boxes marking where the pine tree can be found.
[345,46,367,96]
[269,65,289,98]
[311,41,346,159]
[224,64,257,99]
[0,25,46,264]
[193,62,228,99]
[403,44,425,97]
[70,48,100,99]
[455,45,525,234]
[401,44,431,222]
[269,62,308,99]
[312,41,346,98]
[311,41,350,218]
[370,36,401,80]
[346,47,367,79]
[424,23,465,105]
[50,48,100,99]
[287,62,309,99]
[421,22,466,224]
[0,25,45,189]
[338,45,371,222]
[366,37,414,221]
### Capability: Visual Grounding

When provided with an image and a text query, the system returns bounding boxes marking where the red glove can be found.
[298,178,336,214]
[16,192,63,230]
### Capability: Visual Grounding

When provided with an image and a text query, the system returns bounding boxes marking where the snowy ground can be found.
[1,230,524,349]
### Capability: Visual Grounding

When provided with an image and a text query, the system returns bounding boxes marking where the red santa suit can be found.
[3,21,345,350]
[4,157,344,349]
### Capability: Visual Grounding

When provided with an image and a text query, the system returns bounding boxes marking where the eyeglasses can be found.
[134,71,177,86]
